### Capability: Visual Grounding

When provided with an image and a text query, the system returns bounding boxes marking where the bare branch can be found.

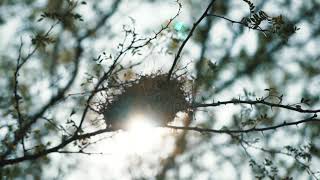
[132,0,182,49]
[166,115,319,134]
[57,151,104,155]
[194,99,320,114]
[13,39,26,153]
[0,128,114,167]
[1,114,318,167]
[167,0,216,80]
[208,14,269,34]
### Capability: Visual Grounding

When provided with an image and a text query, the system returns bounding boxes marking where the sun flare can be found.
[101,112,167,155]
[126,113,155,131]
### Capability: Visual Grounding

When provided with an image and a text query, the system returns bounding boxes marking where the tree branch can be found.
[1,114,318,167]
[13,39,26,153]
[167,0,216,80]
[194,99,320,114]
[208,14,269,34]
[166,115,319,134]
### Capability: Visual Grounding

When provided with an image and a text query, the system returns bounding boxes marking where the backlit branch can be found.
[166,114,319,134]
[208,14,269,34]
[194,99,320,114]
[1,115,318,167]
[13,40,26,153]
[167,0,216,80]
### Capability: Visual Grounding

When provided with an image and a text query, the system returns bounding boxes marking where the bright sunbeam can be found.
[80,112,175,180]
[98,112,169,155]
[121,112,162,153]
[126,113,155,131]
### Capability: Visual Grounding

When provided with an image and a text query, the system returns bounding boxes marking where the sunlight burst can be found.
[126,113,155,131]
[101,112,167,155]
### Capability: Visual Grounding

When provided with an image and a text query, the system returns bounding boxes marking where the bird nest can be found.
[97,73,191,130]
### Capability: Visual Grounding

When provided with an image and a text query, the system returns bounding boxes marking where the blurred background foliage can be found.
[0,0,320,179]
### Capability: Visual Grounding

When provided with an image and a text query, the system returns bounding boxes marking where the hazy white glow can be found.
[69,112,175,180]
[126,113,155,131]
[95,112,169,156]
[120,113,162,153]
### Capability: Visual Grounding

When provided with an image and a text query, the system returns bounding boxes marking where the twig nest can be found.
[99,73,190,130]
